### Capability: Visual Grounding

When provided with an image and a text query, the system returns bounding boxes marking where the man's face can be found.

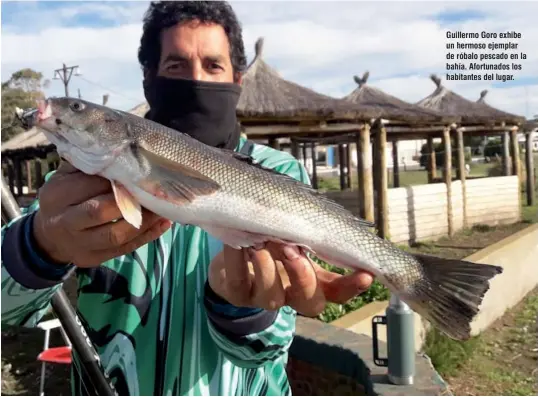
[158,19,240,84]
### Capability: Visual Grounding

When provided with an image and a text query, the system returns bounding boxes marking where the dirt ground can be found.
[444,289,538,396]
[1,221,536,396]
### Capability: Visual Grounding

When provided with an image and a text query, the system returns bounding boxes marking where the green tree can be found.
[1,68,48,142]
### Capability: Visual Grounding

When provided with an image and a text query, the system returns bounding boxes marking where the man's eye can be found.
[209,63,223,71]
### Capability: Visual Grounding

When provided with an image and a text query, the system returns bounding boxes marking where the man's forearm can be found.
[2,212,74,290]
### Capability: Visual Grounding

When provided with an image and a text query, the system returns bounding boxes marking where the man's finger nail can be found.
[282,245,300,260]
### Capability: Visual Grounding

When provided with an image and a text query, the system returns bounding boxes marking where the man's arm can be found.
[203,152,309,368]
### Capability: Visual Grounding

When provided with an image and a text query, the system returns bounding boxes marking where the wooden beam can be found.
[510,129,521,181]
[443,127,454,237]
[338,144,346,190]
[456,128,468,227]
[374,122,388,239]
[392,140,400,188]
[242,122,365,136]
[502,132,510,175]
[525,131,535,206]
[357,125,374,223]
[310,143,318,189]
[427,137,437,183]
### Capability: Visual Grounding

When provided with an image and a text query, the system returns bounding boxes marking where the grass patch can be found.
[425,290,538,396]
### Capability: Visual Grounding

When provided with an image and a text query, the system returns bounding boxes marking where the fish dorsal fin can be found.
[136,146,221,205]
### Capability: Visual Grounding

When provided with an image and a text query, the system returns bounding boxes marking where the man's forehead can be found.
[160,20,231,57]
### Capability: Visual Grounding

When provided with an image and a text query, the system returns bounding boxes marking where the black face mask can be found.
[144,76,242,150]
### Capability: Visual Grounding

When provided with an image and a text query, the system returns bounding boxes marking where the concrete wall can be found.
[324,176,521,244]
[330,223,538,351]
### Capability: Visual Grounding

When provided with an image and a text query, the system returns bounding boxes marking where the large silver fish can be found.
[30,97,503,341]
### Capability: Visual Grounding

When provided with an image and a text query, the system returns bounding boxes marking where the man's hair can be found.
[138,1,247,80]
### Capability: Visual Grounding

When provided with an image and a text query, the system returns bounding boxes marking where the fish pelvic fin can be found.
[111,181,142,228]
[403,254,503,341]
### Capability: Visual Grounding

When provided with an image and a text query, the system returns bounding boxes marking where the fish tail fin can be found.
[404,254,503,341]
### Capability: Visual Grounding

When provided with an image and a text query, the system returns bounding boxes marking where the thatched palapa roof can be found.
[475,89,525,125]
[236,38,377,121]
[416,74,523,125]
[342,71,456,125]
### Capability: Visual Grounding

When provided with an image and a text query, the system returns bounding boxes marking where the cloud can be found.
[1,1,536,118]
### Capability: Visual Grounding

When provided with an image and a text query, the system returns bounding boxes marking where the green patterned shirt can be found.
[1,137,311,396]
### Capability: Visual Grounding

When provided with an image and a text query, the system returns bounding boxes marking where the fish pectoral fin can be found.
[111,181,143,228]
[137,146,221,204]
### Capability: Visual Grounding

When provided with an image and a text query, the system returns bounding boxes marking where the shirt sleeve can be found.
[203,150,311,368]
[1,171,73,327]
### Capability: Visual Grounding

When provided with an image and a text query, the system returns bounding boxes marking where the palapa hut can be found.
[474,89,536,206]
[337,71,459,235]
[237,37,380,160]
[415,74,526,235]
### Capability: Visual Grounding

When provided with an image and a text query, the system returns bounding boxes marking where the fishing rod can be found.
[2,109,117,396]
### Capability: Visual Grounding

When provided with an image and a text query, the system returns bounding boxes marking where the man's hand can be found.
[32,161,172,267]
[208,242,374,316]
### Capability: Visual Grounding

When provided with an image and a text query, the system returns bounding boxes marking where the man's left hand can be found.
[208,243,374,317]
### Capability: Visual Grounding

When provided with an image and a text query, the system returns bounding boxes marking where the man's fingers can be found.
[248,247,285,311]
[279,246,325,316]
[42,172,112,209]
[63,193,126,231]
[221,245,253,306]
[76,219,172,267]
[315,267,374,304]
[80,212,163,250]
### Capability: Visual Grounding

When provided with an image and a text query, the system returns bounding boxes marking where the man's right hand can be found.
[32,161,172,268]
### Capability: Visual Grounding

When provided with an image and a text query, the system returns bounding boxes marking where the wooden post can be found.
[26,160,33,193]
[310,142,318,190]
[427,137,437,183]
[338,144,346,190]
[374,121,388,239]
[525,131,535,206]
[510,129,521,180]
[346,143,353,189]
[34,160,43,190]
[357,125,374,223]
[443,128,454,237]
[13,159,23,197]
[268,136,280,150]
[291,139,299,159]
[456,128,467,227]
[502,132,510,175]
[7,162,15,194]
[302,143,308,169]
[392,140,400,188]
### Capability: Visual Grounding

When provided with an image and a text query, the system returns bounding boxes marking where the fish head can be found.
[34,97,131,174]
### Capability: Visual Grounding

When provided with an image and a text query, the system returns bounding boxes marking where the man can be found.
[1,2,373,395]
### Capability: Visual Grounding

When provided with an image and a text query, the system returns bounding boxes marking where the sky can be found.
[1,1,537,119]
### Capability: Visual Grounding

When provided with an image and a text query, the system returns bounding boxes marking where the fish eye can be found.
[70,101,85,112]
